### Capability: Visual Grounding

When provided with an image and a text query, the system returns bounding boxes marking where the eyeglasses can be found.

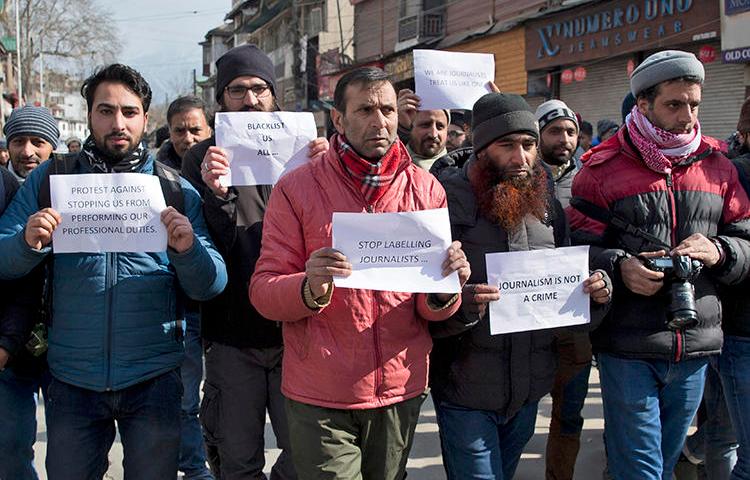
[225,84,272,100]
[447,130,465,138]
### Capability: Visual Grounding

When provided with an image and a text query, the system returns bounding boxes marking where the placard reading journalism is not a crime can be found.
[485,246,590,335]
[50,173,168,253]
[215,111,317,187]
[332,208,460,293]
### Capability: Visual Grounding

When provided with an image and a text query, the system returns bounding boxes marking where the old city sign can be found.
[526,0,719,70]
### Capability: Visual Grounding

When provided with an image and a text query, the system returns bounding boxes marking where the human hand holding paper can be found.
[25,208,62,250]
[397,88,421,129]
[583,270,611,304]
[308,137,329,162]
[161,207,194,253]
[462,283,500,319]
[201,146,230,198]
[434,240,471,302]
[305,247,352,299]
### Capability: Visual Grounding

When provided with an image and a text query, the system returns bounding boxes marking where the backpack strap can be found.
[38,153,80,209]
[153,160,184,215]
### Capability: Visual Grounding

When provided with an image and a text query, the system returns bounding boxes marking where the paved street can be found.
[32,369,612,479]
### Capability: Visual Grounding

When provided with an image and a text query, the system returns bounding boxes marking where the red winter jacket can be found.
[568,127,750,362]
[249,141,461,409]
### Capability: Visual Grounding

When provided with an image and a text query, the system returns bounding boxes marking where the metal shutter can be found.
[560,57,632,134]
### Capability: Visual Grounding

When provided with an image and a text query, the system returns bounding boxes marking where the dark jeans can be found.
[685,359,738,479]
[598,353,707,480]
[285,393,426,480]
[435,398,539,480]
[180,311,213,479]
[0,364,49,480]
[546,330,592,480]
[45,369,182,480]
[718,336,750,480]
[201,342,295,480]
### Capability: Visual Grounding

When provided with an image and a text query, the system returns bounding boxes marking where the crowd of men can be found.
[0,43,748,480]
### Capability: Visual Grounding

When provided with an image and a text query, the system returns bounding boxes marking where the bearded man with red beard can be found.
[428,92,612,480]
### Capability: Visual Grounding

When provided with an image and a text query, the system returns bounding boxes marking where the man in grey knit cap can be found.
[569,49,750,480]
[3,106,59,183]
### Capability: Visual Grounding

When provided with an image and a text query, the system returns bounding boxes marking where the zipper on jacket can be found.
[372,290,384,400]
[665,173,684,363]
[104,252,117,390]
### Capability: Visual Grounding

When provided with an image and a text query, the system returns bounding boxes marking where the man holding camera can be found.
[568,50,750,480]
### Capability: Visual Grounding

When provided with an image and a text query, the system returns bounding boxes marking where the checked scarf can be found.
[334,133,405,205]
[626,107,702,174]
[81,136,149,173]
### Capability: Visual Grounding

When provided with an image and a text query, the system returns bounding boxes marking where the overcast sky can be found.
[105,1,227,104]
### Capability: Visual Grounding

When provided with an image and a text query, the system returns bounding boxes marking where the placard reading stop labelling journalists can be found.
[486,246,591,335]
[413,49,495,110]
[332,208,460,293]
[215,111,317,186]
[50,173,168,253]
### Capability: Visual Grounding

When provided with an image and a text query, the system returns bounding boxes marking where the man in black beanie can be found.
[429,92,611,480]
[181,44,327,480]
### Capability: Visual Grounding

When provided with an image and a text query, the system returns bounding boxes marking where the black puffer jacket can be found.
[569,129,750,361]
[429,152,608,418]
[0,167,45,375]
[182,137,281,349]
[722,151,750,339]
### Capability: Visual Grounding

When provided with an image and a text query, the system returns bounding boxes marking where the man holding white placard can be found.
[181,44,327,480]
[250,67,470,480]
[429,92,611,480]
[0,64,227,479]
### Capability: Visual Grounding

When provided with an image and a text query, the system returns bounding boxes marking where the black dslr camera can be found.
[643,255,702,330]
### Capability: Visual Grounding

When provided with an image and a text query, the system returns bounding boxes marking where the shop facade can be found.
[525,0,745,139]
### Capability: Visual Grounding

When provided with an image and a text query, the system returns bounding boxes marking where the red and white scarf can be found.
[626,107,702,174]
[334,134,405,205]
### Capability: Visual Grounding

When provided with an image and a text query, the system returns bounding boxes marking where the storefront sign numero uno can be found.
[525,0,720,70]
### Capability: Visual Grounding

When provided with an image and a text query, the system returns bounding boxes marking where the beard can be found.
[95,132,142,162]
[540,141,573,166]
[470,157,549,232]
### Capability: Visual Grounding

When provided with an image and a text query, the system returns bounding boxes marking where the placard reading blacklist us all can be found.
[486,246,590,335]
[332,208,460,293]
[413,49,495,110]
[215,111,317,186]
[50,173,168,253]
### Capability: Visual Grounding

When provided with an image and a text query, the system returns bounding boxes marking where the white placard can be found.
[413,49,495,110]
[486,246,590,335]
[215,111,317,186]
[50,173,168,253]
[332,208,460,293]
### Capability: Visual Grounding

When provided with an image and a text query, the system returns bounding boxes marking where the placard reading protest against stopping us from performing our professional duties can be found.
[50,173,168,253]
[485,246,590,335]
[332,208,461,293]
[413,49,495,110]
[215,111,317,187]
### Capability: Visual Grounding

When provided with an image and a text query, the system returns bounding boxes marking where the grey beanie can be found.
[535,99,579,132]
[630,50,704,97]
[3,106,60,148]
[215,44,277,102]
[471,93,538,153]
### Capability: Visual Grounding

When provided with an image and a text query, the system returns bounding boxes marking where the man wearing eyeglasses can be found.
[181,44,327,480]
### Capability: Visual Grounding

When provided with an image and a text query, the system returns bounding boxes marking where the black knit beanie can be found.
[471,93,538,153]
[215,44,277,103]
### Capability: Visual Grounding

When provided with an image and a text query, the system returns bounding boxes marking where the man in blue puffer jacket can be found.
[0,64,227,480]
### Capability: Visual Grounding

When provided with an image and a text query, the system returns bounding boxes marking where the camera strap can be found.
[569,197,672,251]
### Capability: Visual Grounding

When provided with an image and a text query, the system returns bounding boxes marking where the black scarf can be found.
[81,136,149,173]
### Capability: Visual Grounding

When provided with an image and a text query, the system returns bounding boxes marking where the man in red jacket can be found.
[250,67,470,480]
